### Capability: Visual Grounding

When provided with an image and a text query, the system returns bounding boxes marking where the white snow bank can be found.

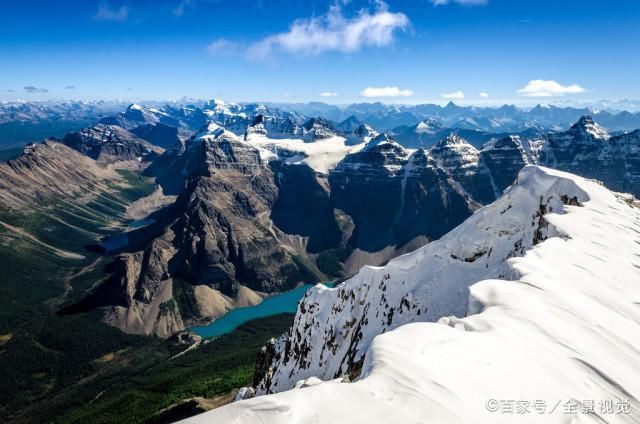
[246,134,365,174]
[182,166,640,423]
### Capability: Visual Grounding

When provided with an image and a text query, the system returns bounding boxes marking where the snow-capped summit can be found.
[414,117,444,135]
[193,121,225,141]
[362,133,402,152]
[429,134,480,171]
[101,103,181,131]
[184,166,640,424]
[244,114,301,139]
[302,117,337,141]
[568,115,610,140]
[344,123,379,146]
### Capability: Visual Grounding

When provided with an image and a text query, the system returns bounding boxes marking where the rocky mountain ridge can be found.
[60,123,163,163]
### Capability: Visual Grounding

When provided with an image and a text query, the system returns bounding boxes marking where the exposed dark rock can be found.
[61,123,162,162]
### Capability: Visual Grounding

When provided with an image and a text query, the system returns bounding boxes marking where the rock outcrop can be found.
[61,123,163,163]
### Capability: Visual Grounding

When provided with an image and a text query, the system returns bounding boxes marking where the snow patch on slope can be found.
[246,133,366,174]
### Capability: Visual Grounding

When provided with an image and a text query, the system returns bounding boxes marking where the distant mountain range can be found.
[4,100,640,151]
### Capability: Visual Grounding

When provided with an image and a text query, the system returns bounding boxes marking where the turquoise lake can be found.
[190,283,334,339]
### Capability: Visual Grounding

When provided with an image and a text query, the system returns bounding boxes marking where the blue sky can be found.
[1,0,639,104]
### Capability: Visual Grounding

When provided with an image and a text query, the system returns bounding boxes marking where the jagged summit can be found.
[362,133,403,152]
[433,133,469,147]
[429,134,480,172]
[568,115,610,139]
[193,121,226,141]
[302,117,337,141]
[343,123,379,146]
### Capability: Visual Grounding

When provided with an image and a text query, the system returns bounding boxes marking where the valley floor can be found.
[0,165,293,423]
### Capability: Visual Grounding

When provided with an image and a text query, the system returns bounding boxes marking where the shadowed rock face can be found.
[329,136,474,252]
[480,135,529,192]
[302,118,336,141]
[429,134,497,204]
[131,122,184,150]
[61,123,162,163]
[270,161,343,254]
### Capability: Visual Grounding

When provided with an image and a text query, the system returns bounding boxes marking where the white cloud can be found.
[360,86,414,97]
[431,0,488,5]
[173,0,194,17]
[442,90,465,99]
[246,2,409,61]
[479,92,489,98]
[517,80,587,97]
[93,2,129,22]
[320,92,339,97]
[206,38,242,56]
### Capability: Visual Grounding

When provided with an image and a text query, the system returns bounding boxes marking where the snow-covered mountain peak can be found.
[569,115,610,139]
[436,133,469,147]
[362,133,404,152]
[429,134,480,174]
[124,103,166,121]
[415,117,444,135]
[302,117,337,141]
[194,121,225,141]
[185,166,640,423]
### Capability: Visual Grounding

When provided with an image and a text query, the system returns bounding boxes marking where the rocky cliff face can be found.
[301,118,336,141]
[61,123,163,163]
[91,129,487,337]
[244,114,302,139]
[329,135,474,254]
[131,122,187,150]
[429,134,497,204]
[95,130,327,336]
[479,135,530,192]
